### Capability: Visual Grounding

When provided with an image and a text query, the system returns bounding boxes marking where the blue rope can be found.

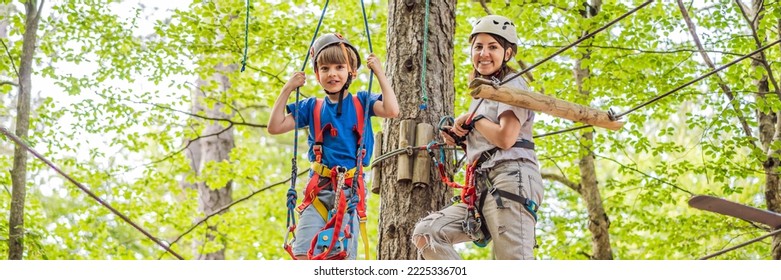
[419,0,430,110]
[286,189,297,227]
[289,0,330,229]
[241,0,249,72]
[352,0,374,191]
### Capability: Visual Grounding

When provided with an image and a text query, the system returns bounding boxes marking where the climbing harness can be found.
[284,94,371,260]
[428,120,539,247]
[283,0,378,260]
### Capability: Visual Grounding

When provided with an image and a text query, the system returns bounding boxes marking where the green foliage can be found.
[1,0,780,260]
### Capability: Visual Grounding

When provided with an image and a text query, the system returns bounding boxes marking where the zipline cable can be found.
[534,38,781,138]
[700,227,781,260]
[465,0,655,123]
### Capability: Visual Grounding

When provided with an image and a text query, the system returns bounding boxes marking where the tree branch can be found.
[478,0,493,15]
[0,38,20,81]
[106,123,234,178]
[541,172,581,193]
[160,168,311,259]
[0,80,18,87]
[734,0,781,99]
[95,91,267,128]
[595,154,693,195]
[186,81,247,123]
[676,0,757,150]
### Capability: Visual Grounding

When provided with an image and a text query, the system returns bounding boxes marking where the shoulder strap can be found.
[352,94,365,140]
[312,98,326,162]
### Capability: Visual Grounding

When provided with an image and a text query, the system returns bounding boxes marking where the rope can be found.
[535,38,781,138]
[501,0,654,88]
[370,143,461,168]
[615,39,781,119]
[465,0,654,123]
[700,227,781,260]
[240,0,249,72]
[289,0,330,230]
[0,126,185,260]
[419,0,431,110]
[354,0,374,183]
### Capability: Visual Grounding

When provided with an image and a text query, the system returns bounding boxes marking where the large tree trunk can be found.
[756,68,779,260]
[186,63,235,260]
[8,0,42,260]
[574,0,613,260]
[743,0,781,260]
[774,15,781,261]
[377,0,456,260]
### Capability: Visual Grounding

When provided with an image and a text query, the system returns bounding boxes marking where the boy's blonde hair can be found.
[315,44,359,73]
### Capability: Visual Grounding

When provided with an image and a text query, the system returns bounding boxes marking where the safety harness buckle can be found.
[462,209,484,242]
[313,144,323,162]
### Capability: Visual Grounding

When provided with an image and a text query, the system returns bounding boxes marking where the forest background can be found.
[1,0,780,260]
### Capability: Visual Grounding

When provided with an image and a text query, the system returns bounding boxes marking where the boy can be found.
[267,33,398,260]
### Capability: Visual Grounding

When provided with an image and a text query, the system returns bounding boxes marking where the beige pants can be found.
[412,159,543,260]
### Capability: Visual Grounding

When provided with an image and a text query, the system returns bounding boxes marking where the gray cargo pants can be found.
[412,159,543,260]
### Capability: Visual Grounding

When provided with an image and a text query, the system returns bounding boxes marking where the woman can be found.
[412,15,543,260]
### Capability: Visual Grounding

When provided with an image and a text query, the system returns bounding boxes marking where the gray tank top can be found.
[465,74,538,170]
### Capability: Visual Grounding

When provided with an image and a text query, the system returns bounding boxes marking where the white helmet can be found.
[470,15,518,45]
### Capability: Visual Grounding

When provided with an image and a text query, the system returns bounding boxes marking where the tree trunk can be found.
[8,0,42,260]
[774,15,781,261]
[574,0,612,260]
[745,0,781,260]
[187,63,236,260]
[378,0,456,260]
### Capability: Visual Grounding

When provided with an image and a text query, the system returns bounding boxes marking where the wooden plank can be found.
[371,131,382,195]
[688,195,781,229]
[411,123,434,187]
[469,82,625,131]
[396,120,416,183]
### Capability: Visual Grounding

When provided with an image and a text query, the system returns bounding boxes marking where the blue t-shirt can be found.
[286,91,380,169]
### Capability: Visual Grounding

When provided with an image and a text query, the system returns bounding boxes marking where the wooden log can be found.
[396,120,416,183]
[469,83,625,131]
[371,131,383,195]
[411,123,434,187]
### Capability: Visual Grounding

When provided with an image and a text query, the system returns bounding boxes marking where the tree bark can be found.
[745,0,781,260]
[186,63,236,260]
[378,0,456,260]
[573,0,612,260]
[775,14,781,260]
[8,0,43,260]
[739,0,781,260]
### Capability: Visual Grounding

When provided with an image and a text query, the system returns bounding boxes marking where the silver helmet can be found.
[309,33,361,73]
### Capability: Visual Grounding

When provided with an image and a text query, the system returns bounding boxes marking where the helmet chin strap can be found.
[324,74,353,117]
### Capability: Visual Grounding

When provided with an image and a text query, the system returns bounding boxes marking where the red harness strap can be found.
[289,95,367,260]
[296,96,365,215]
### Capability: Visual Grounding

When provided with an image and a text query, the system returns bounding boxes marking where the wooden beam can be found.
[469,83,625,131]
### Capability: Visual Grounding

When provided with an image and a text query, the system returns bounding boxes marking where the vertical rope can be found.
[288,0,331,230]
[241,0,249,72]
[356,1,374,183]
[419,0,431,110]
